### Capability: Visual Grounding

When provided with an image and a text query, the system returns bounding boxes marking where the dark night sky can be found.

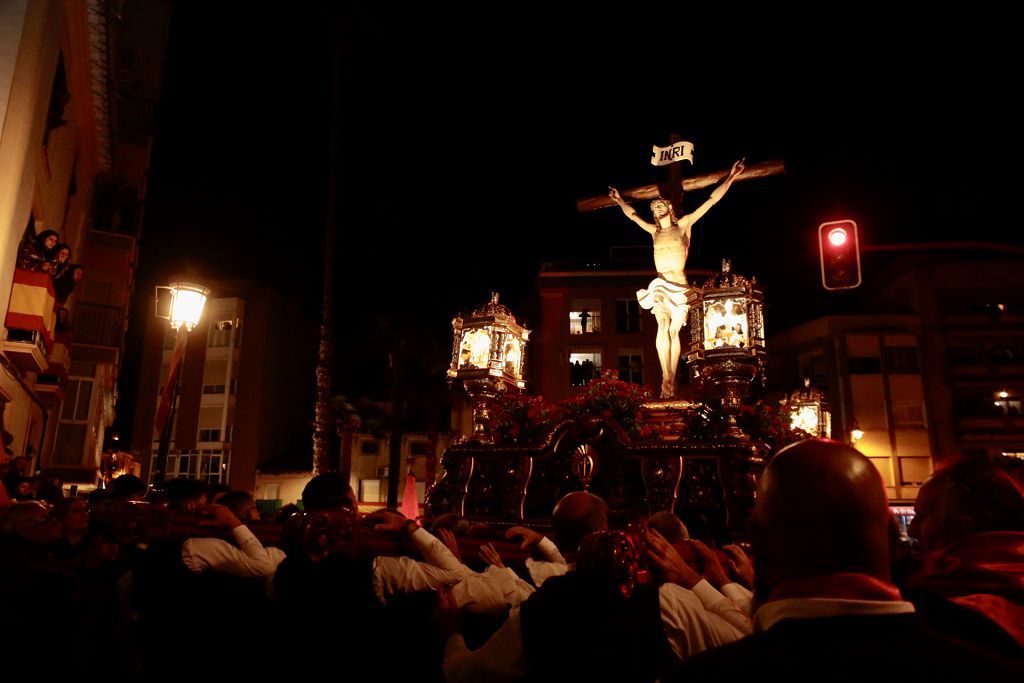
[115,6,1023,439]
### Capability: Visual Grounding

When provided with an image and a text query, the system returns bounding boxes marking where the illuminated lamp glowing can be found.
[828,227,848,247]
[998,391,1009,399]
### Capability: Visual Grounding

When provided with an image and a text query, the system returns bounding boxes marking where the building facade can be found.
[768,253,1024,502]
[0,0,170,487]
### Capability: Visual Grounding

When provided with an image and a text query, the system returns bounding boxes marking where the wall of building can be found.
[535,269,663,403]
[1,1,169,483]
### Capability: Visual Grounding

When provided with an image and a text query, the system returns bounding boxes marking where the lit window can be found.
[569,352,602,386]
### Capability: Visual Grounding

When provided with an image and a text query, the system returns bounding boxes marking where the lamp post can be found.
[151,280,209,485]
[448,292,530,441]
[686,260,766,439]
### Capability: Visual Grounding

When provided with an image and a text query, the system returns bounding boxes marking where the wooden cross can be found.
[576,159,786,213]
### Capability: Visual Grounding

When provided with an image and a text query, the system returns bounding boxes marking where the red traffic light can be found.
[818,220,861,290]
[828,227,848,246]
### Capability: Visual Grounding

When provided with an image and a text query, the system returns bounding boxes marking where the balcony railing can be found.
[116,94,157,137]
[72,303,123,347]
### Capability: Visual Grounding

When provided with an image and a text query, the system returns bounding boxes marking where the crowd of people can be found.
[1,440,1022,680]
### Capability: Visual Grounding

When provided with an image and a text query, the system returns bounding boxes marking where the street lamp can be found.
[151,280,209,484]
[849,419,864,445]
[448,292,530,441]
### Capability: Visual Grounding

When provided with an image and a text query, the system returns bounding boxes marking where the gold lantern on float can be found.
[780,378,831,439]
[686,260,766,439]
[448,293,530,440]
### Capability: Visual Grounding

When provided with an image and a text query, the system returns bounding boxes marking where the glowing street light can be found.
[152,280,210,484]
[158,281,210,332]
[850,419,864,444]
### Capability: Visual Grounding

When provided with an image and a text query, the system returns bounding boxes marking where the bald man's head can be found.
[751,440,892,595]
[552,491,609,555]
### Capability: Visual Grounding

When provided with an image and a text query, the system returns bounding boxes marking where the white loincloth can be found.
[637,277,689,319]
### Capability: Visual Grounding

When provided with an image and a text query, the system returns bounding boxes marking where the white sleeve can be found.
[483,566,536,607]
[372,555,465,605]
[409,527,472,574]
[690,579,754,633]
[720,582,754,618]
[442,607,529,683]
[535,536,567,565]
[658,583,750,662]
[181,526,285,579]
[524,537,569,588]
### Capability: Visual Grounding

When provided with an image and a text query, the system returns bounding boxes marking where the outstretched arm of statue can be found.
[684,158,746,226]
[609,187,656,235]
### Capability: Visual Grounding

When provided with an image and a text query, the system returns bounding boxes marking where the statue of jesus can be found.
[609,158,745,398]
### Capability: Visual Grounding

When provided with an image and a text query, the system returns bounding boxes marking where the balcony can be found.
[958,415,1024,433]
[115,94,157,141]
[3,269,56,374]
[35,342,70,408]
[69,303,124,364]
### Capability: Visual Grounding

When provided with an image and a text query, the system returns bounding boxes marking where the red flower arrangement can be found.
[485,393,563,445]
[561,370,652,438]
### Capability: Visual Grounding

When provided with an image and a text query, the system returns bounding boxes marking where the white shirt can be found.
[442,579,752,683]
[373,528,537,617]
[181,525,286,579]
[523,536,569,587]
[721,581,754,618]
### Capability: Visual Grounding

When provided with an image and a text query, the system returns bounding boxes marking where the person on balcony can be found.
[49,243,72,279]
[16,230,59,271]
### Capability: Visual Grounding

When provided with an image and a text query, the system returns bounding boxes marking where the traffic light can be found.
[818,220,861,290]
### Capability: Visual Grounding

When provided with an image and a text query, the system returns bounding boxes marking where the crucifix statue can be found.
[582,154,783,400]
[608,158,744,398]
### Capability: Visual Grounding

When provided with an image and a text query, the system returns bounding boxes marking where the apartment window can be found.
[884,347,919,374]
[848,357,882,374]
[361,439,381,455]
[410,440,429,456]
[208,321,233,347]
[178,452,197,476]
[200,451,225,483]
[994,398,1022,415]
[569,352,602,386]
[202,384,226,395]
[892,404,926,429]
[198,428,221,442]
[616,300,642,333]
[43,54,70,148]
[618,352,643,384]
[569,300,601,335]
